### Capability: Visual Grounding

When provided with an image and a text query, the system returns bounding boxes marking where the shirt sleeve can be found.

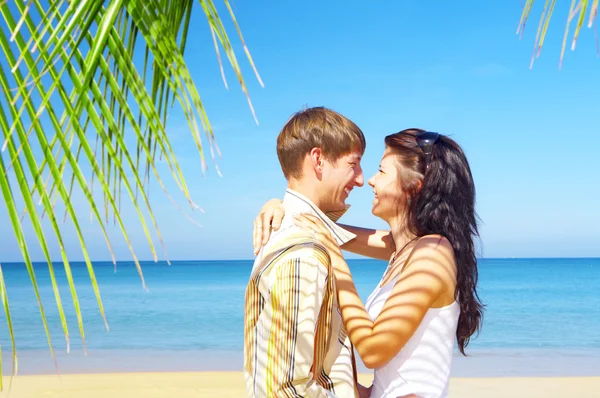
[259,248,335,397]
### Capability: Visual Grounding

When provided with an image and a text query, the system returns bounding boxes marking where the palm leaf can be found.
[519,0,599,68]
[0,0,260,389]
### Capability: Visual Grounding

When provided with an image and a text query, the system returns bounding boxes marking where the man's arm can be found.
[338,224,394,261]
[255,246,334,397]
[251,199,394,261]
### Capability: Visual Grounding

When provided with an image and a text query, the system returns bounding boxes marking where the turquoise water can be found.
[0,258,599,375]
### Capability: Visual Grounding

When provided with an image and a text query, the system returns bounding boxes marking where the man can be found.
[244,107,366,397]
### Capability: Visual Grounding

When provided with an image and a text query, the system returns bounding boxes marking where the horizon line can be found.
[1,256,599,265]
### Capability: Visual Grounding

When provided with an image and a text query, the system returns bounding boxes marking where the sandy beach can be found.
[0,372,598,398]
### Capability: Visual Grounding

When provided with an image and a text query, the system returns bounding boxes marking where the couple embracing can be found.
[244,107,483,398]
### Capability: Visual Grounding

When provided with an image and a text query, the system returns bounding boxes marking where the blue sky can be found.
[1,1,599,261]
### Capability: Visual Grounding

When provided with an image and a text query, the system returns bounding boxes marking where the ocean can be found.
[0,258,599,376]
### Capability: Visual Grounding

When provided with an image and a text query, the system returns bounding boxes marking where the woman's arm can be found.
[335,235,456,368]
[253,199,286,254]
[293,214,456,369]
[252,198,395,260]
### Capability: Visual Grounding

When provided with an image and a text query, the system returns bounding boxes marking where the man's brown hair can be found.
[276,107,366,179]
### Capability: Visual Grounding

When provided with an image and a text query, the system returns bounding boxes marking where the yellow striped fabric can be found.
[244,237,358,397]
[244,189,358,397]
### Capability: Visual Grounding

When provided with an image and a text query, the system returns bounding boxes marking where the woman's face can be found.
[368,147,406,222]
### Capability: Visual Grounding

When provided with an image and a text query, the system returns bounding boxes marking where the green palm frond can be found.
[0,0,260,389]
[518,0,599,68]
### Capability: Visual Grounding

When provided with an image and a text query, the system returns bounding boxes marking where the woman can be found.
[253,129,484,398]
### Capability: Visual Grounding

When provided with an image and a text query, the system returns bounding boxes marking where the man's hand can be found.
[358,383,420,398]
[253,198,285,254]
[357,383,372,398]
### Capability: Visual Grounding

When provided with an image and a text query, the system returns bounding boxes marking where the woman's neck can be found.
[388,215,417,258]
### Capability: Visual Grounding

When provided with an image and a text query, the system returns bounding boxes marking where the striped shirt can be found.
[244,189,359,397]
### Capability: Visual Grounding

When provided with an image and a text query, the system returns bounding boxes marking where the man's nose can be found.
[354,169,364,187]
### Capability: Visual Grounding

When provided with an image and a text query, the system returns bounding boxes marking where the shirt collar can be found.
[283,188,356,246]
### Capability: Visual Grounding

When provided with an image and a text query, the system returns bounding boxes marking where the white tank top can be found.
[365,271,460,398]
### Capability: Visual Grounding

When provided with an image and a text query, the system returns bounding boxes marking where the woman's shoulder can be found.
[411,234,455,268]
[415,234,452,248]
[406,235,457,300]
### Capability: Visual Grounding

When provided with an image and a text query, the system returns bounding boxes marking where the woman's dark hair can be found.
[384,128,484,355]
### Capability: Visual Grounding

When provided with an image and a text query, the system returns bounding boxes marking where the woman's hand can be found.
[293,214,344,262]
[252,199,285,254]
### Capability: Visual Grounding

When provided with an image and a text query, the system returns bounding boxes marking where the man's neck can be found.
[287,180,323,209]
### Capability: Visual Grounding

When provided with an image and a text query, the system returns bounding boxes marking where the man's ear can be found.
[309,147,324,176]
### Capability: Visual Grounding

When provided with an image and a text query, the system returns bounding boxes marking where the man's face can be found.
[320,149,364,212]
